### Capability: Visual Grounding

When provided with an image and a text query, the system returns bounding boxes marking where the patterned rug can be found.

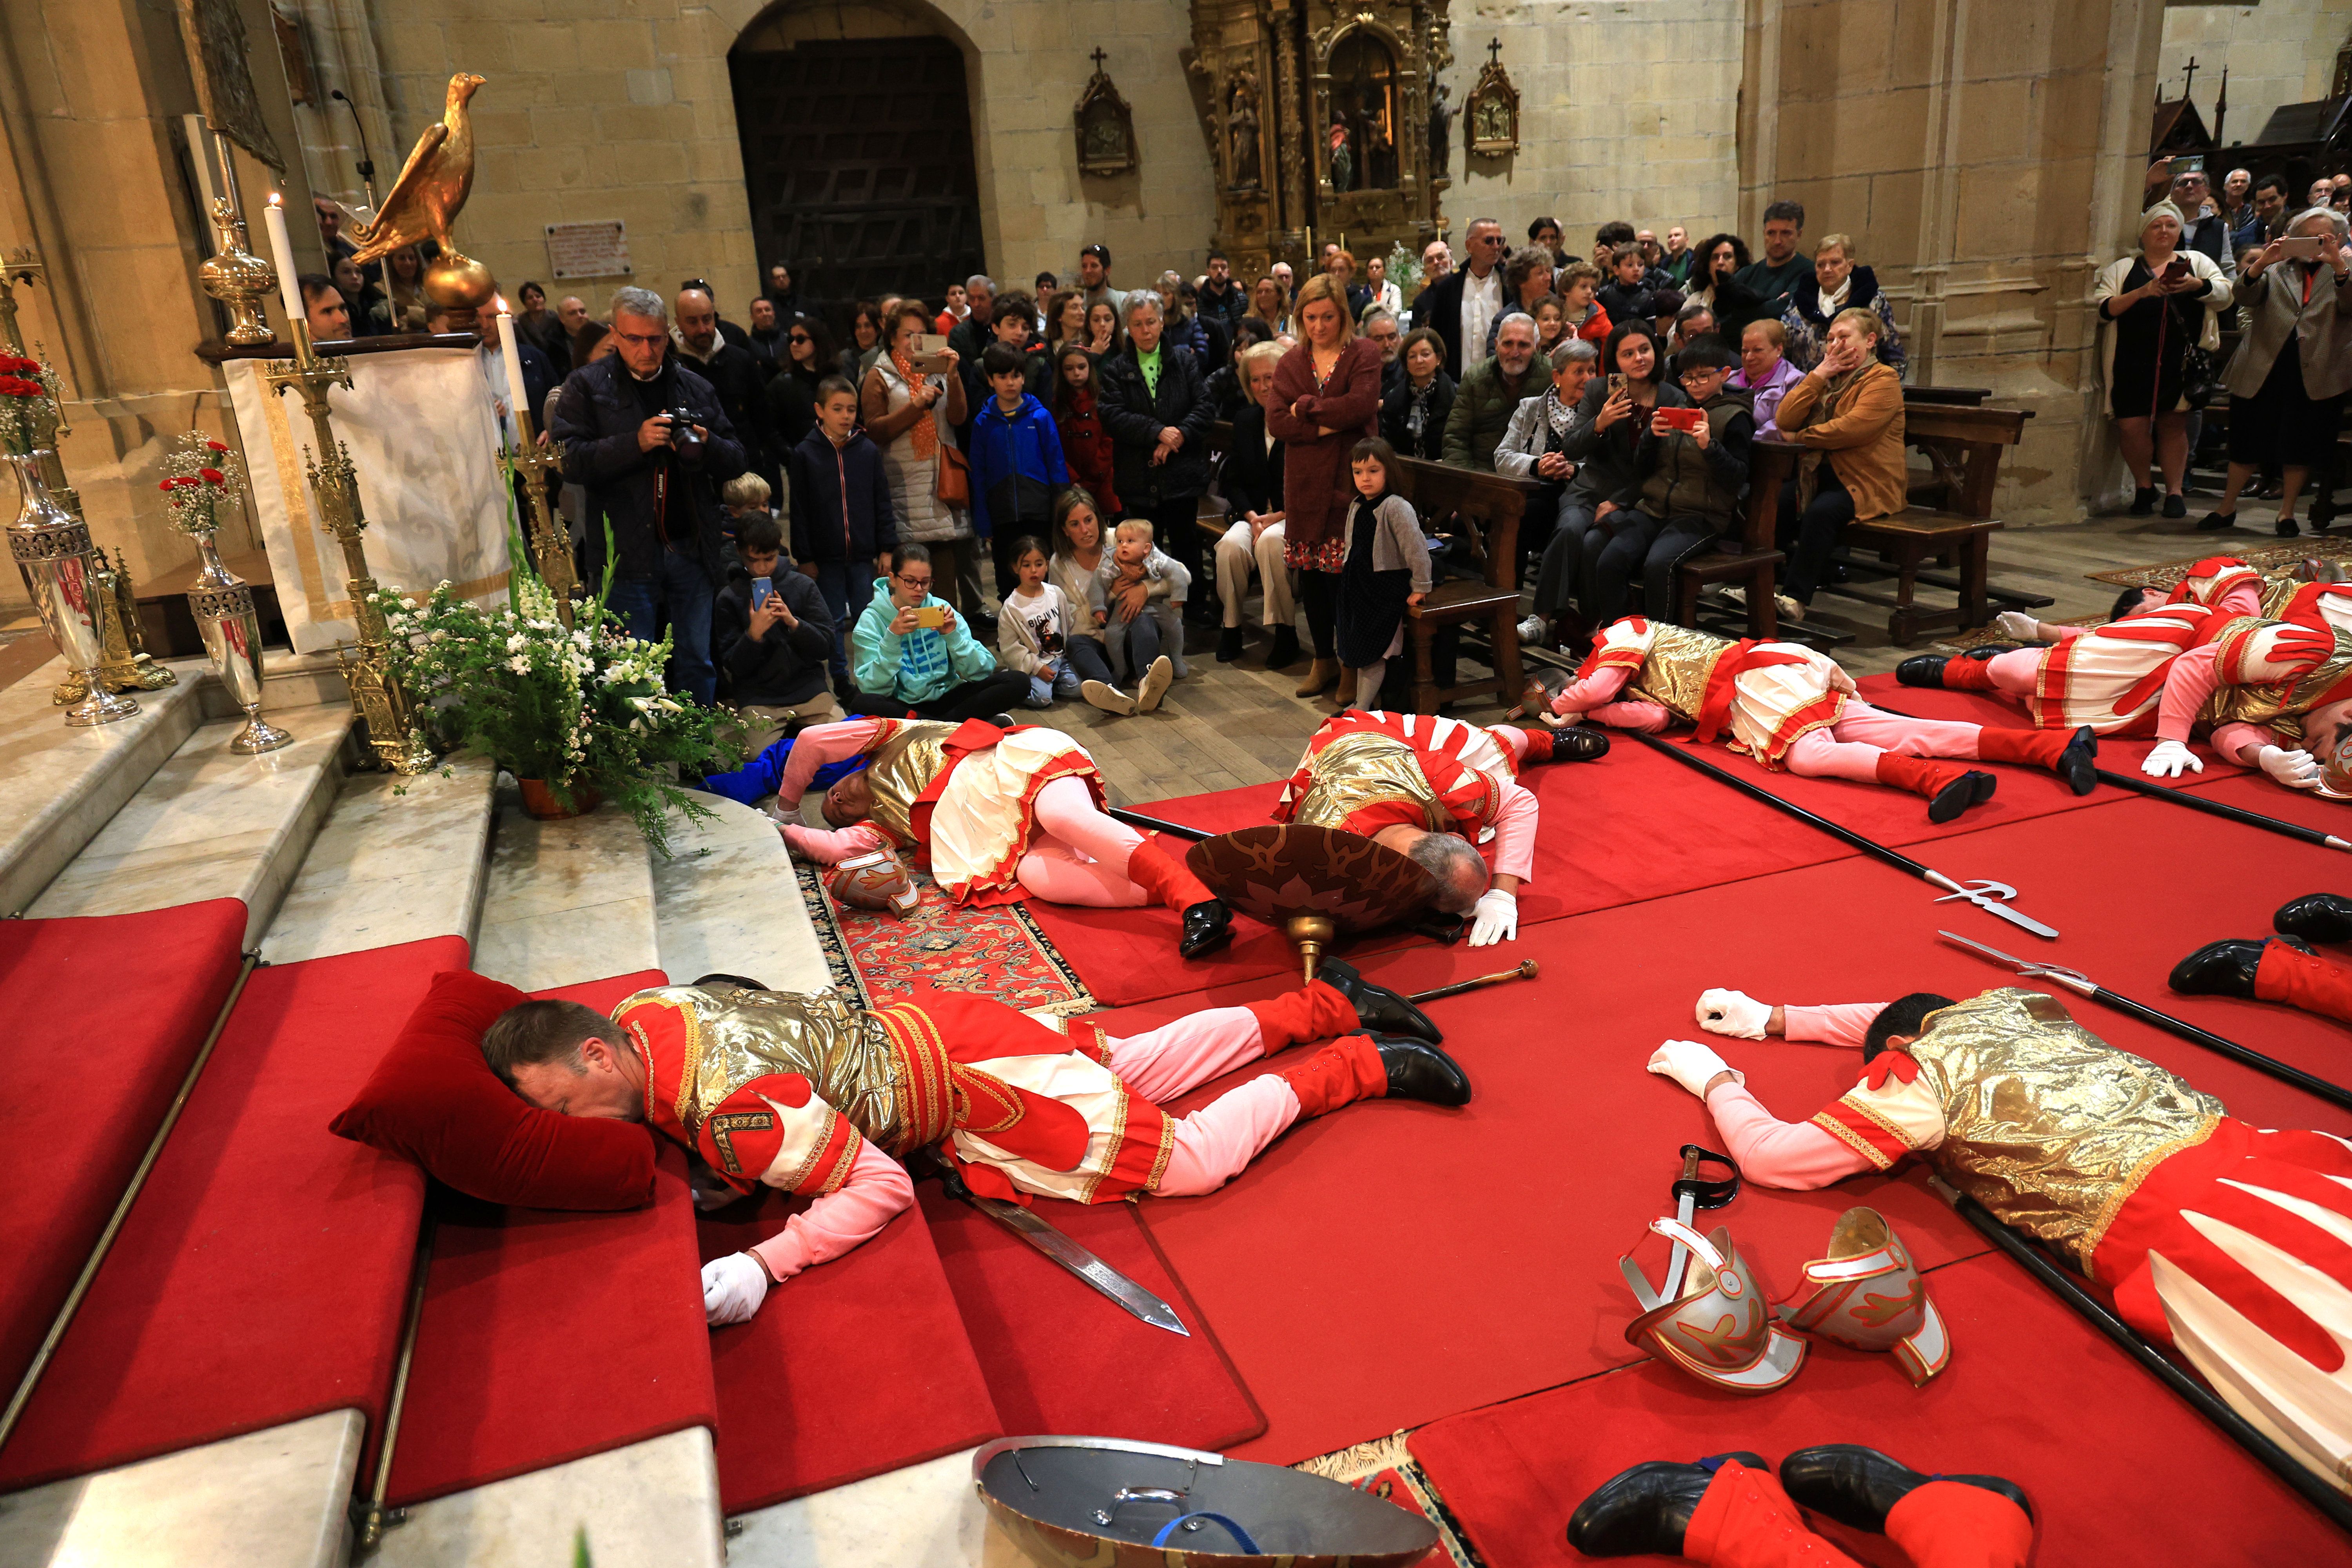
[2087,541,2346,591]
[1295,1432,1486,1568]
[1931,613,2105,653]
[794,863,1095,1016]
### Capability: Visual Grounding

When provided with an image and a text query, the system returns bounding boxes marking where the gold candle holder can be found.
[502,411,578,629]
[259,319,435,774]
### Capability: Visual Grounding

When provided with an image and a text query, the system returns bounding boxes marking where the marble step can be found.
[259,755,498,967]
[651,795,834,993]
[0,653,209,918]
[0,1410,363,1568]
[196,646,351,721]
[726,1446,1009,1568]
[371,1428,725,1568]
[471,791,662,992]
[24,701,358,948]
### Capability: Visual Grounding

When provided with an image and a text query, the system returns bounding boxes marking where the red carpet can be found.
[1407,1254,2352,1566]
[0,900,247,1399]
[1111,789,2351,1467]
[1035,730,2161,1007]
[698,1189,1002,1512]
[0,936,463,1489]
[386,970,713,1507]
[915,1181,1264,1452]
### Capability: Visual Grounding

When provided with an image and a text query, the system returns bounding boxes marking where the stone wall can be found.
[2159,0,2347,157]
[1439,0,1743,253]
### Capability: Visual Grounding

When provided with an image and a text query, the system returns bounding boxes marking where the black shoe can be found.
[1928,769,1993,824]
[1217,625,1245,662]
[2196,510,2239,532]
[1968,768,1998,805]
[1266,624,1301,668]
[1179,898,1233,960]
[987,712,1016,728]
[2277,893,2352,945]
[2167,938,2275,999]
[1964,644,2017,660]
[2162,494,2187,519]
[2278,516,2301,539]
[1895,655,1949,688]
[1550,724,1612,762]
[2056,726,2098,796]
[1566,1454,1769,1557]
[2128,486,2157,516]
[691,972,770,992]
[1369,1033,1472,1105]
[1780,1445,2031,1535]
[1315,956,1442,1044]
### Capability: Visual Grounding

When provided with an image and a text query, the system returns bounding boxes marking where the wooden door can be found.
[730,37,986,310]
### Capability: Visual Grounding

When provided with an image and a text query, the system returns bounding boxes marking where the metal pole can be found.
[351,1211,437,1557]
[2092,766,2349,852]
[1107,806,1212,841]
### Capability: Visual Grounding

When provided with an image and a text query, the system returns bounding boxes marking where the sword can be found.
[1107,807,1211,842]
[924,1154,1191,1336]
[1629,731,2059,938]
[1937,930,2352,1112]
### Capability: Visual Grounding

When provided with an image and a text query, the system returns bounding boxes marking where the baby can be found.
[1091,518,1192,682]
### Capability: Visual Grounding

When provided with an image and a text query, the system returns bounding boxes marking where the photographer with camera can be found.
[551,285,749,703]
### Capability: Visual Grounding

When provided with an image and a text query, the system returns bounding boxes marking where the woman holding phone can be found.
[2201,206,2352,537]
[847,543,1028,720]
[862,303,973,608]
[2095,201,2231,520]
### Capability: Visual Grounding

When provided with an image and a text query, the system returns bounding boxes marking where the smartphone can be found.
[1657,406,1706,434]
[911,333,952,374]
[912,604,950,630]
[2279,234,2324,260]
[1608,373,1628,399]
[751,575,772,610]
[2174,154,2205,175]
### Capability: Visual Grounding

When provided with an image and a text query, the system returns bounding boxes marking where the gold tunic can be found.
[863,720,959,846]
[1289,730,1449,832]
[1626,622,1736,722]
[1906,988,2223,1272]
[2198,620,2352,743]
[616,984,921,1156]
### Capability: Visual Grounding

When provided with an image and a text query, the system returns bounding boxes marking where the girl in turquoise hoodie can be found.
[848,543,1030,720]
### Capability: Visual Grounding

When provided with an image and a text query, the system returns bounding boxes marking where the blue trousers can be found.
[609,548,717,705]
[808,561,875,689]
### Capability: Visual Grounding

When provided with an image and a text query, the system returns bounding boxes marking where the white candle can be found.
[262,193,305,329]
[493,296,532,445]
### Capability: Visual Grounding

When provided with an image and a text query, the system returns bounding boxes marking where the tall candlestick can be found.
[262,194,303,329]
[184,116,220,238]
[493,296,531,445]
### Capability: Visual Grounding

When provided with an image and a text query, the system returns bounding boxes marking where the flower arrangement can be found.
[372,532,742,856]
[156,432,249,536]
[0,349,59,457]
[1383,242,1424,312]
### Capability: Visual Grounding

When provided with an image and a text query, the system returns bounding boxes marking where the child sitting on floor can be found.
[997,536,1080,709]
[1334,437,1430,712]
[1091,517,1191,687]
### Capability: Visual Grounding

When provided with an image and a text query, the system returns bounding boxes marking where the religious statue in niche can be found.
[1466,38,1519,156]
[1227,71,1262,189]
[1073,48,1139,177]
[1328,121,1353,192]
[1428,80,1453,179]
[1327,31,1401,191]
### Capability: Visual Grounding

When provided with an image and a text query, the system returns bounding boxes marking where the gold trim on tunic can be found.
[1627,622,1736,722]
[1289,730,1451,833]
[865,720,960,846]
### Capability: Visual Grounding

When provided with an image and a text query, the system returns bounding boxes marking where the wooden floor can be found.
[1017,509,2331,808]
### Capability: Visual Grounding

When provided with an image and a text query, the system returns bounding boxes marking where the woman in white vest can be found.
[861,301,975,608]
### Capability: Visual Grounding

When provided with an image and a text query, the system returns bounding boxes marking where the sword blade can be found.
[1967,895,2061,940]
[965,1194,1191,1336]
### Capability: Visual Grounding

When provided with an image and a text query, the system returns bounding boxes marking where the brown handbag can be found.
[935,441,971,507]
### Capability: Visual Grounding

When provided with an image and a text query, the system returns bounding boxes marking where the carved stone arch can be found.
[1312,21,1416,198]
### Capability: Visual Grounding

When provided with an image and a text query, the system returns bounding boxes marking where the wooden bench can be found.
[1835,403,2034,645]
[1390,457,1532,713]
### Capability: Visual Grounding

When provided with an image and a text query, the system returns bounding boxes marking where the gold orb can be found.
[422,251,496,311]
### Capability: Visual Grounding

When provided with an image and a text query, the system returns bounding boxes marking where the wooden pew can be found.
[1390,457,1532,713]
[1834,402,2036,645]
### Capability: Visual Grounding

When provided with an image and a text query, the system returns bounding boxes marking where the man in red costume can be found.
[1546,617,2095,821]
[2172,891,2352,1027]
[1271,710,1606,946]
[1648,983,2352,1496]
[769,716,1236,956]
[1567,1443,2033,1566]
[483,971,1467,1325]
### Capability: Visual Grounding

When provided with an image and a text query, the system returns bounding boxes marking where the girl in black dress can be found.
[1333,437,1433,711]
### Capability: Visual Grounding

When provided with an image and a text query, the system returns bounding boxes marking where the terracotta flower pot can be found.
[517,777,601,819]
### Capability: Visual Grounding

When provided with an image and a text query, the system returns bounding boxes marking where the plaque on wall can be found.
[1074,49,1140,177]
[544,221,632,280]
[1466,38,1519,157]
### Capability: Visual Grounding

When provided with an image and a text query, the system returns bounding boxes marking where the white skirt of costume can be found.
[2025,610,2210,735]
[929,728,1102,902]
[1725,644,1849,768]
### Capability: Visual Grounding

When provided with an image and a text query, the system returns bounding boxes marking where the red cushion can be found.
[329,967,664,1209]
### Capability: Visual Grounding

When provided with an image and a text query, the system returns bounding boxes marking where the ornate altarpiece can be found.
[1184,0,1453,276]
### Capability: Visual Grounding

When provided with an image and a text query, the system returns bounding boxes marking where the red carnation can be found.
[173,475,199,489]
[198,467,224,485]
[158,479,176,492]
[205,439,229,453]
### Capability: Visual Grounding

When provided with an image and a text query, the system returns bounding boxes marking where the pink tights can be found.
[1106,1005,1304,1198]
[1784,701,1985,782]
[1981,648,2040,695]
[1014,775,1150,906]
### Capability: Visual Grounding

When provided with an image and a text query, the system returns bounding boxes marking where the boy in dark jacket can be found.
[968,340,1070,598]
[1597,335,1755,622]
[786,375,896,689]
[713,512,839,754]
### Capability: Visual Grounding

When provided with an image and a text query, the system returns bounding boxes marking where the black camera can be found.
[664,407,704,459]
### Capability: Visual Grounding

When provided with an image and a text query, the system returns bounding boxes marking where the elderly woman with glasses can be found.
[2200,205,2352,537]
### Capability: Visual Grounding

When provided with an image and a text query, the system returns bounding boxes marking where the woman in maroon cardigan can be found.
[1267,273,1384,701]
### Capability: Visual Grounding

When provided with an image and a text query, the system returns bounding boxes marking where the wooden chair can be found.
[1390,458,1532,713]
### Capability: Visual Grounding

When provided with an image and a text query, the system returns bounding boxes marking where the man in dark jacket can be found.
[713,512,838,752]
[1196,249,1250,343]
[1732,200,1811,334]
[1410,217,1508,379]
[1097,293,1215,617]
[786,375,897,689]
[676,286,777,491]
[550,285,748,705]
[1441,314,1542,471]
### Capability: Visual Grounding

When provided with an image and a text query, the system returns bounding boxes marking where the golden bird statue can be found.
[349,72,493,312]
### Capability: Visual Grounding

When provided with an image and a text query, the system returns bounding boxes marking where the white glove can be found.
[2141,739,2203,779]
[1468,888,1518,946]
[701,1252,769,1327]
[1990,610,2042,642]
[2258,744,2323,790]
[1648,1040,1744,1099]
[1695,989,1772,1040]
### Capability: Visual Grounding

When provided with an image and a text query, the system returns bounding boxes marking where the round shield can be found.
[1185,824,1441,936]
[2317,726,2352,802]
[973,1436,1439,1566]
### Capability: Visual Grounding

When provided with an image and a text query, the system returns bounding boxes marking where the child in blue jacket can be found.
[968,341,1069,600]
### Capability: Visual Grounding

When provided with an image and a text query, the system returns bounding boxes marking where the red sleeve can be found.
[697,1074,868,1198]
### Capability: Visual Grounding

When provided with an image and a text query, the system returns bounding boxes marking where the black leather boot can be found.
[1895,655,1951,688]
[1566,1454,1769,1557]
[1216,625,1246,662]
[2056,726,2098,795]
[1179,899,1233,959]
[1314,957,1441,1044]
[1779,1445,2031,1534]
[1368,1033,1472,1105]
[1265,624,1301,668]
[2277,893,2352,946]
[2167,938,2274,999]
[1927,769,1996,824]
[1548,725,1613,762]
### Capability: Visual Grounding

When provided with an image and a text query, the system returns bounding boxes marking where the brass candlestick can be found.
[503,411,578,628]
[258,319,434,773]
[194,131,275,347]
